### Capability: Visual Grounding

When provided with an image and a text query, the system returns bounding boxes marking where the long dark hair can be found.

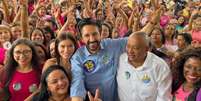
[1,39,40,100]
[32,65,70,101]
[55,32,77,65]
[172,47,201,101]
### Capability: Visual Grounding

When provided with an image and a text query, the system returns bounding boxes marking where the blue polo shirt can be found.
[70,38,127,101]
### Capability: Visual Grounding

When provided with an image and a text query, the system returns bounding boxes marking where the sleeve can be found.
[197,88,201,101]
[70,52,86,98]
[109,38,128,54]
[156,61,173,101]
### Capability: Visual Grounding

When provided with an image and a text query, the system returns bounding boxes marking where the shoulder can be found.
[119,53,128,60]
[147,52,170,71]
[149,52,167,64]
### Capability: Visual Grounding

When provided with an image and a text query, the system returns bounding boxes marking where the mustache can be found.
[87,41,99,45]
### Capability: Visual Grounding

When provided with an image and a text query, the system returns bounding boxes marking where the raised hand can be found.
[88,88,102,101]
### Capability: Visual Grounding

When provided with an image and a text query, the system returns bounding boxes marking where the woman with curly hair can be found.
[172,47,201,101]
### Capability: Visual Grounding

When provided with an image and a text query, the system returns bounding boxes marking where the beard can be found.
[86,41,100,53]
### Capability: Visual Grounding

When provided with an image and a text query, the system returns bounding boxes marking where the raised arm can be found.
[141,6,163,35]
[19,0,29,38]
[2,0,11,23]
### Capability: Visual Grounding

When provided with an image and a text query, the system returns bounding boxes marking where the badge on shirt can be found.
[29,84,37,93]
[141,74,151,84]
[102,54,109,64]
[84,60,95,72]
[125,71,131,79]
[13,82,22,91]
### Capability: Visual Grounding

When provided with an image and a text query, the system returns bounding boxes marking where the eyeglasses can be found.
[14,50,32,56]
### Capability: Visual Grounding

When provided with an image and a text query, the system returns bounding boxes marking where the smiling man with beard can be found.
[70,18,127,101]
[70,6,163,101]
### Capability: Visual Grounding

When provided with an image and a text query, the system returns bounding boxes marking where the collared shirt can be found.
[70,38,127,101]
[117,52,172,101]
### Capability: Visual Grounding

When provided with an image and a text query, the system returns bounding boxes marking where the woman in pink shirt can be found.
[172,47,201,101]
[190,15,201,48]
[0,39,41,101]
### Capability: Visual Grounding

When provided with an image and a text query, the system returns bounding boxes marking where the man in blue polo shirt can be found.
[70,7,161,100]
[70,18,127,101]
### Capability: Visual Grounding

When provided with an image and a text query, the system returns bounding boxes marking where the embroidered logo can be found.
[102,54,109,64]
[125,71,131,79]
[141,74,151,84]
[83,60,95,72]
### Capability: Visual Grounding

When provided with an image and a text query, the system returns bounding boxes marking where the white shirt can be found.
[117,52,172,101]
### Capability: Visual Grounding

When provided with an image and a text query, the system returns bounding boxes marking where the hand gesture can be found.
[88,88,102,101]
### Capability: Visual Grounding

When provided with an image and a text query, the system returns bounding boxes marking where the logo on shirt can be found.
[141,74,151,84]
[102,54,109,64]
[13,82,22,91]
[29,84,37,93]
[125,71,131,79]
[83,60,95,72]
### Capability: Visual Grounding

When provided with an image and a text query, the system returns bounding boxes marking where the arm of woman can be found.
[187,10,198,31]
[2,0,11,23]
[141,6,162,35]
[20,1,29,38]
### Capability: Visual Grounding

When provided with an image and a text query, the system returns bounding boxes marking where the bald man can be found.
[117,32,172,101]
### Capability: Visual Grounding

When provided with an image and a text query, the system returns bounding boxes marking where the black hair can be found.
[1,39,41,100]
[77,18,102,37]
[176,33,192,45]
[32,65,70,101]
[172,47,201,100]
[55,33,77,65]
[0,10,4,24]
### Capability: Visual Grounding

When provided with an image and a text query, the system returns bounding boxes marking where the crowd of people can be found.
[0,0,200,101]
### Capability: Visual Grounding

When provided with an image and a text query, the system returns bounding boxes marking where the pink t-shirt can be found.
[0,48,6,65]
[191,30,201,43]
[8,70,40,101]
[118,26,128,38]
[174,85,191,101]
